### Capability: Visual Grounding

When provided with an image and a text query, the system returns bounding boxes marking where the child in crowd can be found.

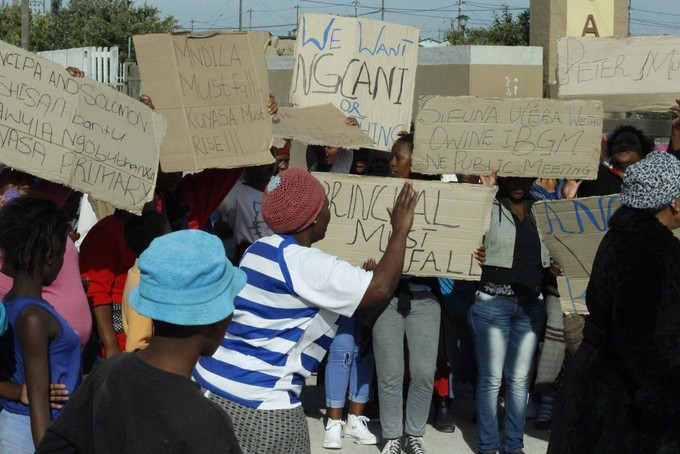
[0,197,81,451]
[37,230,246,453]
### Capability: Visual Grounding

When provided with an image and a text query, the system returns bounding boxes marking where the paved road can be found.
[301,379,549,454]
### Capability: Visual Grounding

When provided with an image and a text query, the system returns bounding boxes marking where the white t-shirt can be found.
[194,234,372,410]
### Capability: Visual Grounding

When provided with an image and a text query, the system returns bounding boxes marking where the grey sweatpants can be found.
[372,292,441,439]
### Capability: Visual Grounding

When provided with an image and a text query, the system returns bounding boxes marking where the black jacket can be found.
[548,206,680,453]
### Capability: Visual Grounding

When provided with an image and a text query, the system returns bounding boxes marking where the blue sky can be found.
[145,0,680,40]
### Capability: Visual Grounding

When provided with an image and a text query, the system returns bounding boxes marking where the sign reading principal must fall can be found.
[557,35,680,112]
[313,173,497,279]
[412,96,603,179]
[134,32,274,172]
[0,40,165,213]
[290,13,419,151]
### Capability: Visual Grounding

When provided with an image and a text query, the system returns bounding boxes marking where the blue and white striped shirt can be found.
[193,234,372,409]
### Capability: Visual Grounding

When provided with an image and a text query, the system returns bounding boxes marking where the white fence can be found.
[37,46,124,90]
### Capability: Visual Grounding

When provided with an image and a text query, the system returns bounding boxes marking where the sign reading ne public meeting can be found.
[412,96,603,179]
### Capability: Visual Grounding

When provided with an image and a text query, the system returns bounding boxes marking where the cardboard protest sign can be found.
[533,195,621,279]
[134,32,274,172]
[557,36,680,112]
[273,104,373,148]
[313,173,497,279]
[412,96,603,179]
[0,40,164,213]
[557,276,589,314]
[290,13,419,151]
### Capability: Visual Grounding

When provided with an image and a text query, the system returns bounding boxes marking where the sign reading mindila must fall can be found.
[412,96,603,179]
[134,32,274,173]
[313,173,497,279]
[290,13,419,152]
[0,40,165,213]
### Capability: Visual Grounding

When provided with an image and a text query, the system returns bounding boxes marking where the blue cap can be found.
[130,230,246,326]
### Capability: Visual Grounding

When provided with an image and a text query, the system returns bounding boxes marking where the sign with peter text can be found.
[314,173,497,279]
[290,13,419,151]
[412,96,603,179]
[134,32,274,172]
[558,36,680,112]
[0,40,165,213]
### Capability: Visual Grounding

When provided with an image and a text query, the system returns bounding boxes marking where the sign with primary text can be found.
[314,173,497,279]
[412,96,603,179]
[0,40,165,213]
[273,104,373,148]
[558,36,680,112]
[290,13,419,152]
[134,32,274,172]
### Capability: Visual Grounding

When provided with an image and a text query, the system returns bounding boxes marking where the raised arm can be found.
[358,180,418,309]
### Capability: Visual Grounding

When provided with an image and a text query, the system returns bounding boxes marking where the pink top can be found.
[0,239,92,351]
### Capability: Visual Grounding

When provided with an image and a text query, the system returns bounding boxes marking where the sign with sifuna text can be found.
[558,36,680,112]
[0,40,165,214]
[134,32,274,172]
[412,96,603,179]
[313,173,497,279]
[290,13,419,152]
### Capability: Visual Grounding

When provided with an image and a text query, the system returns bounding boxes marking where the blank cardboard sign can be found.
[273,104,373,148]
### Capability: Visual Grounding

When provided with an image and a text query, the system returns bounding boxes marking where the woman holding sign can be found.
[372,133,444,454]
[471,175,552,454]
[549,151,680,453]
[193,168,419,454]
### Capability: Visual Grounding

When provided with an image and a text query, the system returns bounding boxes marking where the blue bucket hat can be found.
[130,230,246,326]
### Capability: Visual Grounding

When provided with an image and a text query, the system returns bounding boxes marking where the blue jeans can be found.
[469,291,545,453]
[325,314,375,408]
[0,410,34,453]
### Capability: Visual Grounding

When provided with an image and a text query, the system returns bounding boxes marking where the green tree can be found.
[446,5,529,46]
[0,0,179,60]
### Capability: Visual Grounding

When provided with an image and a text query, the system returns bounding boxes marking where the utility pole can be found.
[21,0,29,50]
[381,0,384,21]
[627,0,631,36]
[239,0,243,31]
[354,0,358,17]
[457,0,462,31]
[248,9,253,32]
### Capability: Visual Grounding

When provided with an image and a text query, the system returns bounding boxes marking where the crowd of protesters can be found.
[0,63,678,454]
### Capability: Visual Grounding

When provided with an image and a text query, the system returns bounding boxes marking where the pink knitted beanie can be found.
[261,168,326,234]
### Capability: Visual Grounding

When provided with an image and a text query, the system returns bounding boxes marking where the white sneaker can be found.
[322,419,344,449]
[381,438,402,454]
[343,414,377,445]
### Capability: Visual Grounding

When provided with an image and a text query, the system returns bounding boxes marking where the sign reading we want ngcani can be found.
[290,13,419,151]
[0,40,165,213]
